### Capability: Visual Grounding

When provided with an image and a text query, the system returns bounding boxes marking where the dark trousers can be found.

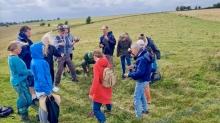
[55,55,77,86]
[120,55,131,75]
[50,65,55,85]
[64,54,73,68]
[93,101,112,123]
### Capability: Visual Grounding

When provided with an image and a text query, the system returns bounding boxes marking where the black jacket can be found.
[99,31,116,56]
[146,37,161,59]
[44,45,61,68]
[117,38,132,57]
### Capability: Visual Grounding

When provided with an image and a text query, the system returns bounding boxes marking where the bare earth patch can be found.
[174,8,220,22]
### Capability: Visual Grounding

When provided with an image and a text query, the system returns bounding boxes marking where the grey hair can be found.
[131,43,142,50]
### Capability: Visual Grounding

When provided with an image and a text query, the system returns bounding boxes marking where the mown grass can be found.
[0,11,220,123]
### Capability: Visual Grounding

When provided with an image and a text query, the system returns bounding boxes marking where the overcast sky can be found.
[0,0,219,22]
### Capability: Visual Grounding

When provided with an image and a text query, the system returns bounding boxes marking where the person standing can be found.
[30,42,53,123]
[63,25,80,75]
[54,24,78,90]
[17,26,37,104]
[7,41,32,121]
[124,43,153,119]
[99,25,116,66]
[117,32,132,79]
[89,50,112,123]
[41,32,61,88]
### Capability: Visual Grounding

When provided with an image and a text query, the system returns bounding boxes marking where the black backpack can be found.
[45,96,59,123]
[0,106,13,118]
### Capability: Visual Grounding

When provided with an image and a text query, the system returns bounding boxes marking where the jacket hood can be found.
[108,31,113,36]
[18,32,28,42]
[137,49,153,63]
[96,57,108,67]
[30,42,44,59]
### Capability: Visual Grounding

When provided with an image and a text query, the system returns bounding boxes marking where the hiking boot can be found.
[36,114,40,121]
[104,110,112,114]
[142,110,149,114]
[32,98,39,106]
[72,78,79,82]
[53,86,60,92]
[21,114,30,122]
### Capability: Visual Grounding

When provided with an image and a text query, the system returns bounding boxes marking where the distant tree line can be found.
[176,2,220,11]
[0,17,61,27]
[176,6,201,11]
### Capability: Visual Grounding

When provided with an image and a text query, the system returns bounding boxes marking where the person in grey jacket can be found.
[117,32,132,79]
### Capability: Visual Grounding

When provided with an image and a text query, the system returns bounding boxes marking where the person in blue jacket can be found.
[17,26,37,104]
[30,42,53,123]
[124,43,154,119]
[99,25,116,66]
[7,41,32,121]
[17,26,33,69]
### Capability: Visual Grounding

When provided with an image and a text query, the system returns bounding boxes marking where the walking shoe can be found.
[142,110,149,114]
[72,78,79,82]
[53,86,60,92]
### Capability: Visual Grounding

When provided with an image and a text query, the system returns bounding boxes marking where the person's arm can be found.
[108,34,116,45]
[116,41,121,57]
[128,60,146,80]
[52,45,61,57]
[148,38,160,59]
[89,65,100,96]
[99,37,104,48]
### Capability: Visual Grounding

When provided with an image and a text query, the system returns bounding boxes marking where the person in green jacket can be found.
[81,52,95,76]
[7,41,32,121]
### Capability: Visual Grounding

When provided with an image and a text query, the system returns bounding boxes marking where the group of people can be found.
[7,24,160,123]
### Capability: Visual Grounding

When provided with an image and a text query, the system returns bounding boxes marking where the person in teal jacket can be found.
[7,41,32,121]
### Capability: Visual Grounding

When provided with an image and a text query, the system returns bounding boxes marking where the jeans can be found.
[120,55,131,75]
[134,81,148,118]
[39,107,49,123]
[93,101,112,123]
[13,81,32,116]
[55,55,77,86]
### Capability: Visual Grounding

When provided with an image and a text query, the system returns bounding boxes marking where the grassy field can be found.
[0,9,220,123]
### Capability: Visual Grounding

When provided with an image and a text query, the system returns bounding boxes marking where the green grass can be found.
[0,11,220,123]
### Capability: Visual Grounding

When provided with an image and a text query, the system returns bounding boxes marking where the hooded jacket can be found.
[30,42,52,95]
[128,49,153,82]
[99,31,116,56]
[17,32,33,69]
[89,57,112,104]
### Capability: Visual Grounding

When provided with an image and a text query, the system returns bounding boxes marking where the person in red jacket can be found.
[89,49,112,123]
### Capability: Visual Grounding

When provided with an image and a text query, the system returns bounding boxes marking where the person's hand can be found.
[61,53,64,57]
[89,95,93,100]
[104,35,109,40]
[74,37,80,42]
[59,42,65,46]
[124,73,129,78]
[99,44,104,48]
[127,65,134,70]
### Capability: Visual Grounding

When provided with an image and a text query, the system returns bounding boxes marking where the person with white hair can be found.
[41,32,61,91]
[124,43,154,119]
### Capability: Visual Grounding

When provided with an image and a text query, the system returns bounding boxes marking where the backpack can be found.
[150,71,162,85]
[46,96,60,123]
[0,106,13,118]
[102,68,117,88]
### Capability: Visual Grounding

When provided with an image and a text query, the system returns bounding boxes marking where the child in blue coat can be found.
[30,42,53,122]
[7,41,32,121]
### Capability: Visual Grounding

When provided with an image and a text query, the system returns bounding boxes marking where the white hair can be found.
[136,39,145,49]
[131,43,142,50]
